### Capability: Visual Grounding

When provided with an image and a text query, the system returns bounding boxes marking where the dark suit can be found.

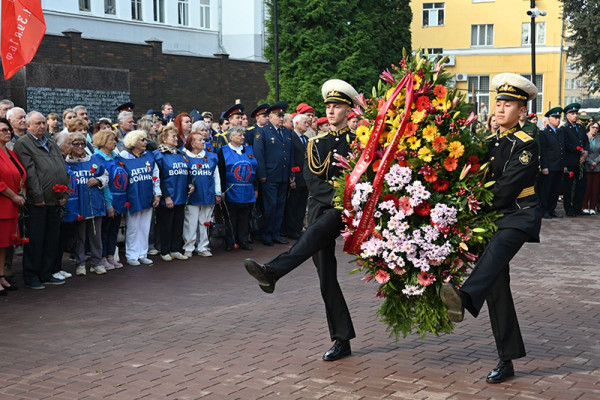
[282,131,309,238]
[539,125,565,214]
[461,125,541,361]
[253,122,294,242]
[265,127,356,342]
[560,122,590,213]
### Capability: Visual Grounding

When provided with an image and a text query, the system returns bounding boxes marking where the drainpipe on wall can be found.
[215,0,228,55]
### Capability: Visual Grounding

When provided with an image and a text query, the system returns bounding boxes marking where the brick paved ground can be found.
[1,216,599,400]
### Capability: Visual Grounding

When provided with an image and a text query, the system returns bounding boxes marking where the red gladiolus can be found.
[415,202,431,216]
[125,202,131,209]
[21,237,30,244]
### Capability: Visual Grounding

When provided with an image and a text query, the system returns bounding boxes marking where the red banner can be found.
[1,0,46,80]
[343,73,414,254]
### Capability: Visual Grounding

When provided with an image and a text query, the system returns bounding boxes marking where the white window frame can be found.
[79,0,91,12]
[178,0,190,26]
[422,3,444,27]
[131,0,143,21]
[104,0,116,15]
[521,22,546,46]
[521,74,544,114]
[471,24,494,47]
[153,0,165,23]
[200,0,211,29]
[467,75,490,112]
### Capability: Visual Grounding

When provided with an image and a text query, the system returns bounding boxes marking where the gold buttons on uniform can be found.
[490,157,495,161]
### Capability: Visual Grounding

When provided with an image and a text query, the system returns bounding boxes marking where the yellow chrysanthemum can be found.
[356,125,371,146]
[418,146,433,162]
[411,110,426,124]
[406,136,421,150]
[413,75,422,90]
[432,98,451,111]
[422,124,439,142]
[448,141,465,158]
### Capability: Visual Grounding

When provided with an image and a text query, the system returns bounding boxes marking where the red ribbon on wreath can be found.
[343,73,415,254]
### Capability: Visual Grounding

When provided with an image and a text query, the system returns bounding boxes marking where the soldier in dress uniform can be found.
[244,79,358,362]
[214,104,245,149]
[559,103,590,217]
[441,73,542,384]
[539,107,565,219]
[246,103,270,147]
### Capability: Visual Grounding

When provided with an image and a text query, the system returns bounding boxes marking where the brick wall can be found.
[9,31,269,120]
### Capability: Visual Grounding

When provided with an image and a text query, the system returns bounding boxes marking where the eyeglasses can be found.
[0,128,10,133]
[139,138,147,142]
[72,142,86,147]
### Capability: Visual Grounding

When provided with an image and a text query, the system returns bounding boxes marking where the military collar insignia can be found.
[328,126,351,137]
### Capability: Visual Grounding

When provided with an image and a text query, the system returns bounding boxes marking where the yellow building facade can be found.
[410,0,566,117]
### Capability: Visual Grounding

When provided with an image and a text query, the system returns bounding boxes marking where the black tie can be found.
[301,135,307,147]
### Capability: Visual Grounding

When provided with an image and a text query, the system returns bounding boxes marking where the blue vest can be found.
[222,145,257,204]
[187,152,218,205]
[64,159,107,221]
[116,151,156,214]
[91,153,128,214]
[153,150,190,205]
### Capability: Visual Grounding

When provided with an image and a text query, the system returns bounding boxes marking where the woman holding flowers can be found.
[441,73,542,384]
[65,133,109,276]
[153,125,194,261]
[92,129,127,269]
[117,130,161,266]
[182,131,221,257]
[0,117,26,294]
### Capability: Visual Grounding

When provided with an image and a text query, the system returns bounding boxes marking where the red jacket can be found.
[0,147,27,219]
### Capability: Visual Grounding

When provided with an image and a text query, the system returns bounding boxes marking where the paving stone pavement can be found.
[1,216,599,400]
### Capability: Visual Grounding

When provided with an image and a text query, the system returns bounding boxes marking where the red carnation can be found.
[21,237,30,244]
[90,167,96,174]
[233,244,239,249]
[291,166,301,173]
[152,176,158,182]
[432,179,450,192]
[125,202,131,209]
[70,188,75,194]
[53,184,67,193]
[415,202,431,216]
[203,222,211,227]
[577,146,583,152]
[76,215,84,221]
[197,163,202,168]
[569,171,574,178]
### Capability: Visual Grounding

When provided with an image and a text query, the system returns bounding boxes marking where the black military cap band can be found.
[324,90,354,106]
[496,83,529,101]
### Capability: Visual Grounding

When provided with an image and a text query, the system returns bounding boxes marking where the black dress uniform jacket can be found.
[539,125,565,172]
[560,122,590,167]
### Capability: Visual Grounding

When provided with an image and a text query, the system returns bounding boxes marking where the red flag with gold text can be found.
[1,0,46,80]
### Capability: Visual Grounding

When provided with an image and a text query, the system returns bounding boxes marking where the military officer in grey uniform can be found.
[441,73,542,384]
[244,79,358,362]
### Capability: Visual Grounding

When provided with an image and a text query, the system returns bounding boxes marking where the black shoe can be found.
[440,283,465,322]
[0,288,6,296]
[240,243,253,251]
[244,258,277,293]
[486,360,514,384]
[542,212,553,219]
[550,211,563,218]
[262,240,274,246]
[0,275,17,291]
[322,340,351,361]
[273,238,289,244]
[575,209,588,216]
[42,277,65,286]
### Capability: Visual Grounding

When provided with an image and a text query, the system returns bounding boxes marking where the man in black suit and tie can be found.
[539,107,565,219]
[559,103,590,217]
[282,114,310,239]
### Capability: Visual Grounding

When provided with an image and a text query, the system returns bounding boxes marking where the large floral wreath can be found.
[333,50,501,339]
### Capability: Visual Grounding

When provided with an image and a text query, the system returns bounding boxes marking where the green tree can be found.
[264,0,412,114]
[561,0,600,91]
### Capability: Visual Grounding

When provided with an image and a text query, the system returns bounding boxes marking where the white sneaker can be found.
[170,252,188,260]
[160,254,173,262]
[590,209,597,215]
[199,250,213,257]
[184,251,193,258]
[75,265,87,276]
[59,270,73,279]
[139,257,153,265]
[52,272,64,280]
[583,209,590,214]
[91,265,107,275]
[127,259,141,266]
[147,249,160,256]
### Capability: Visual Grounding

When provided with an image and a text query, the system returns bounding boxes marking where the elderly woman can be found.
[117,130,161,266]
[92,129,127,269]
[68,118,93,155]
[65,133,109,276]
[183,131,221,257]
[0,118,26,294]
[137,115,159,152]
[217,125,257,251]
[153,125,193,261]
[583,122,600,214]
[191,120,214,152]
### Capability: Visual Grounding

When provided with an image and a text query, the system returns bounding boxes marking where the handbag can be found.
[249,204,264,233]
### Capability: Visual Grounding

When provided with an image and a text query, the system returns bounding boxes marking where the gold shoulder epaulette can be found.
[514,130,533,143]
[309,132,329,142]
[246,126,255,131]
[485,132,496,140]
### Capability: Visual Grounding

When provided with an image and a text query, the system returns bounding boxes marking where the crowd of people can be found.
[0,97,360,293]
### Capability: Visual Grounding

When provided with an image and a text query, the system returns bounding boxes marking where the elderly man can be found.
[73,105,89,123]
[14,111,70,290]
[0,99,14,118]
[6,107,27,150]
[116,111,135,152]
